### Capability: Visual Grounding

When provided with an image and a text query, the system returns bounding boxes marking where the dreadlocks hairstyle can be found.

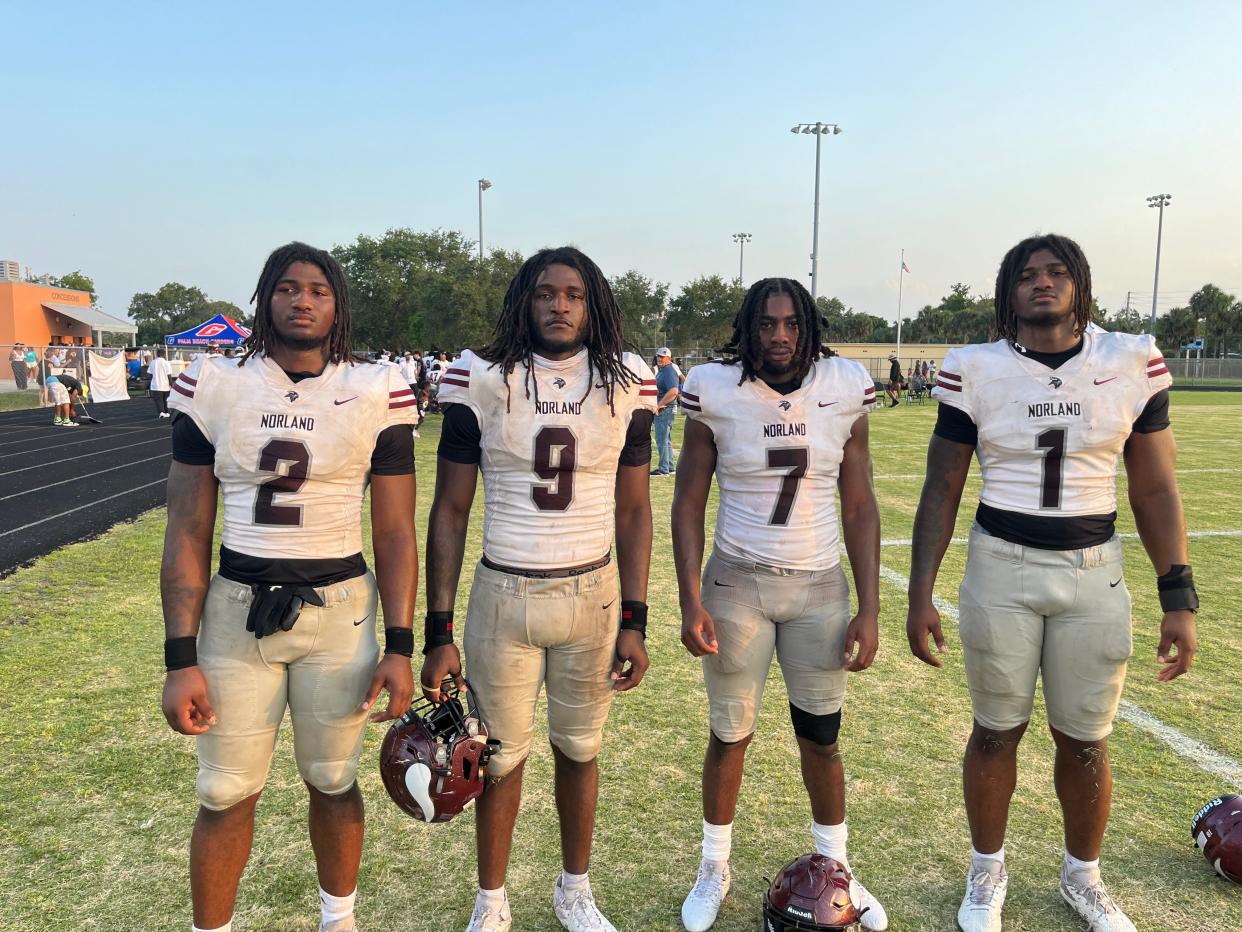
[476,246,639,413]
[994,233,1093,343]
[240,242,356,367]
[720,277,826,385]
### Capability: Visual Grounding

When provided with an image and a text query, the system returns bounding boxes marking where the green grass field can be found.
[2,394,1240,931]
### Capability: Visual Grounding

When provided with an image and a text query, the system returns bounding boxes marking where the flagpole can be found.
[896,249,905,360]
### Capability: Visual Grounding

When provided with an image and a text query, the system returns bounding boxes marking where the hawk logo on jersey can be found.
[553,377,567,389]
[778,400,792,411]
[1048,377,1062,390]
[285,390,300,402]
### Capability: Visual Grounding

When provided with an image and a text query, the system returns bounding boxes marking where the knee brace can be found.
[790,702,842,747]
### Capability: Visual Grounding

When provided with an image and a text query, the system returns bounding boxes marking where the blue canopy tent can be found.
[163,314,252,346]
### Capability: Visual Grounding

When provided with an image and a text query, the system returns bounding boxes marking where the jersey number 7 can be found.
[767,447,809,526]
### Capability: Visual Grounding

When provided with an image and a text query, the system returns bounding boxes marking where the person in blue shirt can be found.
[652,347,680,476]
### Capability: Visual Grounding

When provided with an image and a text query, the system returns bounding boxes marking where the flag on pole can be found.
[901,260,910,274]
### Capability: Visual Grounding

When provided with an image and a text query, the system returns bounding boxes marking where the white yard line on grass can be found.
[872,467,1242,481]
[879,530,1242,547]
[0,454,171,503]
[877,564,1242,790]
[0,478,167,539]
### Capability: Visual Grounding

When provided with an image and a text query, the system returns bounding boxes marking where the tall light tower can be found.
[1146,193,1172,333]
[477,178,493,260]
[732,232,752,283]
[790,122,842,300]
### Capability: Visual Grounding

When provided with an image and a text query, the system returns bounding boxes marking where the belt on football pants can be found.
[481,552,611,579]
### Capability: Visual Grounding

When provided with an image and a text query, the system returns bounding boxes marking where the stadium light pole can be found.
[478,178,493,260]
[1146,193,1171,333]
[790,122,842,300]
[732,232,752,283]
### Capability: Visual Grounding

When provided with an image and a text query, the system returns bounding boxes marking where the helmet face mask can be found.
[1192,794,1242,884]
[761,853,862,931]
[380,678,498,823]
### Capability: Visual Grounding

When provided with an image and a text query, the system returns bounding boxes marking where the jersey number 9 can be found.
[532,426,577,512]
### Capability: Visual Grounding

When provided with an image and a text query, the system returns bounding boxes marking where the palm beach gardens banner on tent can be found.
[163,314,252,346]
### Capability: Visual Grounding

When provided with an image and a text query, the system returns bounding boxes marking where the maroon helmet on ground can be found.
[380,678,498,823]
[1192,794,1242,883]
[762,853,863,931]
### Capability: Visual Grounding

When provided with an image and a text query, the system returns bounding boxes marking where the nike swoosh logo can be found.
[818,401,838,408]
[713,580,734,587]
[1094,378,1116,385]
[334,396,358,405]
[1109,579,1122,588]
[353,615,371,626]
[602,599,615,610]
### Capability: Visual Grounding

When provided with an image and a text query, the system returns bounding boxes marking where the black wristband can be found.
[164,636,197,671]
[384,627,415,657]
[619,600,648,638]
[1157,564,1199,613]
[423,611,455,654]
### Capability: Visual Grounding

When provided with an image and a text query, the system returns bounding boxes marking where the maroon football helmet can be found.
[1192,794,1242,883]
[762,854,863,931]
[380,678,498,823]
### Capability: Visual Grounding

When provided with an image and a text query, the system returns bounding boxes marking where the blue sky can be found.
[4,1,1240,328]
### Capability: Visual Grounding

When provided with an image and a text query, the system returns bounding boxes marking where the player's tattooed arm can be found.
[421,459,478,698]
[838,415,880,672]
[612,461,653,691]
[906,434,973,667]
[671,418,719,657]
[1124,427,1197,681]
[160,461,219,639]
[366,472,418,721]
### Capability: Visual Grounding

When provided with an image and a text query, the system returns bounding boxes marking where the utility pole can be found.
[477,179,493,260]
[790,122,842,300]
[1146,193,1172,333]
[732,233,752,283]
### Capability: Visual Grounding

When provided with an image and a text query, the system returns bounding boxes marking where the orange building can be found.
[0,280,137,347]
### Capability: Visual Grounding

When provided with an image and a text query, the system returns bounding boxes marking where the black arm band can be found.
[422,611,455,654]
[164,636,197,671]
[384,627,415,657]
[1157,564,1199,613]
[619,600,648,638]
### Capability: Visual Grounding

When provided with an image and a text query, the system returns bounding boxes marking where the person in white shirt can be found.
[149,347,173,419]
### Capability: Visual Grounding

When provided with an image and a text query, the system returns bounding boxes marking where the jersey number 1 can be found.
[1036,427,1066,509]
[254,439,311,526]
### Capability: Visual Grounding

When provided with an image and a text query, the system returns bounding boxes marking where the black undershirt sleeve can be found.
[932,402,978,446]
[371,424,416,475]
[1132,389,1170,433]
[171,412,216,465]
[619,410,654,467]
[438,403,483,464]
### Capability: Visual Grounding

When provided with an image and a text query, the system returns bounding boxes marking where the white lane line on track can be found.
[0,437,170,478]
[878,530,1242,547]
[877,564,1242,790]
[0,478,167,539]
[0,424,160,448]
[0,426,168,459]
[0,454,170,502]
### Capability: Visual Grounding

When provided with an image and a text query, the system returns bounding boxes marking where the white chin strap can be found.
[405,762,436,822]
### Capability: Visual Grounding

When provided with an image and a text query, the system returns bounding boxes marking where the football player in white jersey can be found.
[420,247,656,932]
[160,243,419,932]
[906,234,1197,932]
[672,278,887,931]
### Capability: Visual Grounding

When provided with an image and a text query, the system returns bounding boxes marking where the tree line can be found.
[48,228,1242,354]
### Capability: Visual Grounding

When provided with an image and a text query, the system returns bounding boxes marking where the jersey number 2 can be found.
[1036,427,1066,509]
[532,426,576,512]
[767,447,809,526]
[254,439,311,526]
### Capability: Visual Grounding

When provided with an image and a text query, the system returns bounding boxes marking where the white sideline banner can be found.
[88,351,129,403]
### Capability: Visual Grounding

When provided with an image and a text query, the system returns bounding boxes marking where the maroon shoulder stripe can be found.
[446,367,470,377]
[389,399,417,409]
[936,378,962,392]
[680,402,701,412]
[1147,366,1169,378]
[172,381,195,398]
[681,391,700,402]
[390,388,414,398]
[440,377,469,388]
[177,374,198,386]
[937,370,961,383]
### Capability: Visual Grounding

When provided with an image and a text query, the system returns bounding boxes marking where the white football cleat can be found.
[553,876,617,932]
[1059,870,1136,932]
[850,873,889,931]
[465,892,512,932]
[957,861,1007,932]
[681,859,730,931]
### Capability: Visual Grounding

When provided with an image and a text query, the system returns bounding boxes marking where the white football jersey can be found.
[681,358,877,571]
[168,353,418,559]
[932,332,1171,516]
[438,348,656,569]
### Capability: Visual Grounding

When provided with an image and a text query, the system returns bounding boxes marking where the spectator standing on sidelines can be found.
[9,343,28,390]
[652,347,679,477]
[150,348,173,419]
[885,353,903,408]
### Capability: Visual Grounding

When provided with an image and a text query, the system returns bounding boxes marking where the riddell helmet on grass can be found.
[380,678,498,823]
[762,853,863,931]
[1192,794,1242,883]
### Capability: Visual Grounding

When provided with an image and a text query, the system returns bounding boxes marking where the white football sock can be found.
[1062,851,1101,883]
[476,886,507,910]
[702,820,733,863]
[192,922,232,932]
[560,870,590,894]
[319,886,356,924]
[971,846,1005,871]
[811,820,849,868]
